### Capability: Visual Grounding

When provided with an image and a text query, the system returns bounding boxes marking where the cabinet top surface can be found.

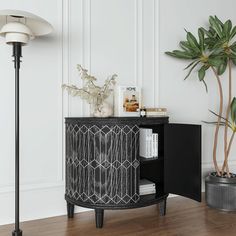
[65,116,169,125]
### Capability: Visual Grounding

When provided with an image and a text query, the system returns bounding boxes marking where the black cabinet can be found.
[65,117,201,228]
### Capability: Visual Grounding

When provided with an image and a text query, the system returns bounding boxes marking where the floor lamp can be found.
[0,10,53,236]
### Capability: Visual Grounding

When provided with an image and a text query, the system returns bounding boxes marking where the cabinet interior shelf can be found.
[138,192,167,207]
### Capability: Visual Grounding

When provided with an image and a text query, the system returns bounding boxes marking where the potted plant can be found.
[166,16,236,211]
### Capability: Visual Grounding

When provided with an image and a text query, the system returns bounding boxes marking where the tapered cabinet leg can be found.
[12,229,22,236]
[67,202,75,218]
[159,198,167,216]
[95,209,104,228]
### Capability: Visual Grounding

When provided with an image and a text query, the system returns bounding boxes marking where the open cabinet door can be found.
[164,124,201,202]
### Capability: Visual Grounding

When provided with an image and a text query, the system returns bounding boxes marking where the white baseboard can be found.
[0,185,90,226]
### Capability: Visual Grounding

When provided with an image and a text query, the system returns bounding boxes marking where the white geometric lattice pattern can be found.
[65,124,140,204]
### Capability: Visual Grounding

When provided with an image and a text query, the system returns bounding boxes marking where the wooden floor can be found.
[1,195,236,236]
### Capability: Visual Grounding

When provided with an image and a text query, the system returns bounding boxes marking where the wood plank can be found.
[1,195,236,236]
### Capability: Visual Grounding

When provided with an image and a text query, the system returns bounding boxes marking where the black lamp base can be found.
[12,229,22,236]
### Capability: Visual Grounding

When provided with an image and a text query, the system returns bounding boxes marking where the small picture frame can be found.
[115,86,141,117]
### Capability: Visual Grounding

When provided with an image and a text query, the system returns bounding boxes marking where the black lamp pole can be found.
[12,42,23,236]
[0,11,52,236]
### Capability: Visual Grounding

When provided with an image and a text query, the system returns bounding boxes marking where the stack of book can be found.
[140,128,158,158]
[139,179,156,195]
[146,108,167,117]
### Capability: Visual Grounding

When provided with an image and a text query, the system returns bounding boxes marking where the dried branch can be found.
[62,65,117,107]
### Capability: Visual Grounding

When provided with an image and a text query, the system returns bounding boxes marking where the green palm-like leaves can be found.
[166,28,219,91]
[204,16,236,65]
[198,28,205,51]
[165,15,236,90]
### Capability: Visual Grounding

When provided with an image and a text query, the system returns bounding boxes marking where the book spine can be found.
[139,185,156,190]
[146,112,167,116]
[152,134,156,157]
[146,108,167,112]
[139,189,156,195]
[150,133,158,158]
[139,129,145,157]
[148,130,153,158]
[140,128,153,158]
[146,131,149,158]
[155,133,158,157]
[156,133,159,157]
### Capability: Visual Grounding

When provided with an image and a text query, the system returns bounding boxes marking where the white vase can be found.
[90,102,113,118]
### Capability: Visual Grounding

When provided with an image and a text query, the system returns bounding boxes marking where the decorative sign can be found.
[115,86,141,117]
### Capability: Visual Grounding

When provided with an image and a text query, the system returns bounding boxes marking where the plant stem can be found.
[64,85,91,95]
[211,66,223,176]
[224,131,236,177]
[227,132,235,156]
[222,59,232,174]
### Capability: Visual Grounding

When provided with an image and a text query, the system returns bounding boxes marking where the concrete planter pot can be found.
[205,172,236,211]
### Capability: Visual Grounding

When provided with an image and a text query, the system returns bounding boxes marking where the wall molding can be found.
[62,0,69,185]
[81,0,85,115]
[83,0,91,73]
[134,0,143,88]
[57,0,65,184]
[62,0,70,117]
[153,0,160,107]
[0,181,64,194]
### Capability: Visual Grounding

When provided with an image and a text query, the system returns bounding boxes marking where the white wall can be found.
[0,0,65,225]
[0,0,236,226]
[0,0,158,225]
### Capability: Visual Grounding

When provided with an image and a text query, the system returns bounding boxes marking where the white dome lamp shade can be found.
[0,9,53,44]
[0,22,33,45]
[0,10,53,236]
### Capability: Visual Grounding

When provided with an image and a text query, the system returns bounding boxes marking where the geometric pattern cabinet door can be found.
[65,121,140,205]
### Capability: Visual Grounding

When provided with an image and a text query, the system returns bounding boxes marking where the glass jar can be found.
[90,93,114,117]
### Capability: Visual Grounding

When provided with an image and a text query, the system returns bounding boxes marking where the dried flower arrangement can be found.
[62,65,117,117]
